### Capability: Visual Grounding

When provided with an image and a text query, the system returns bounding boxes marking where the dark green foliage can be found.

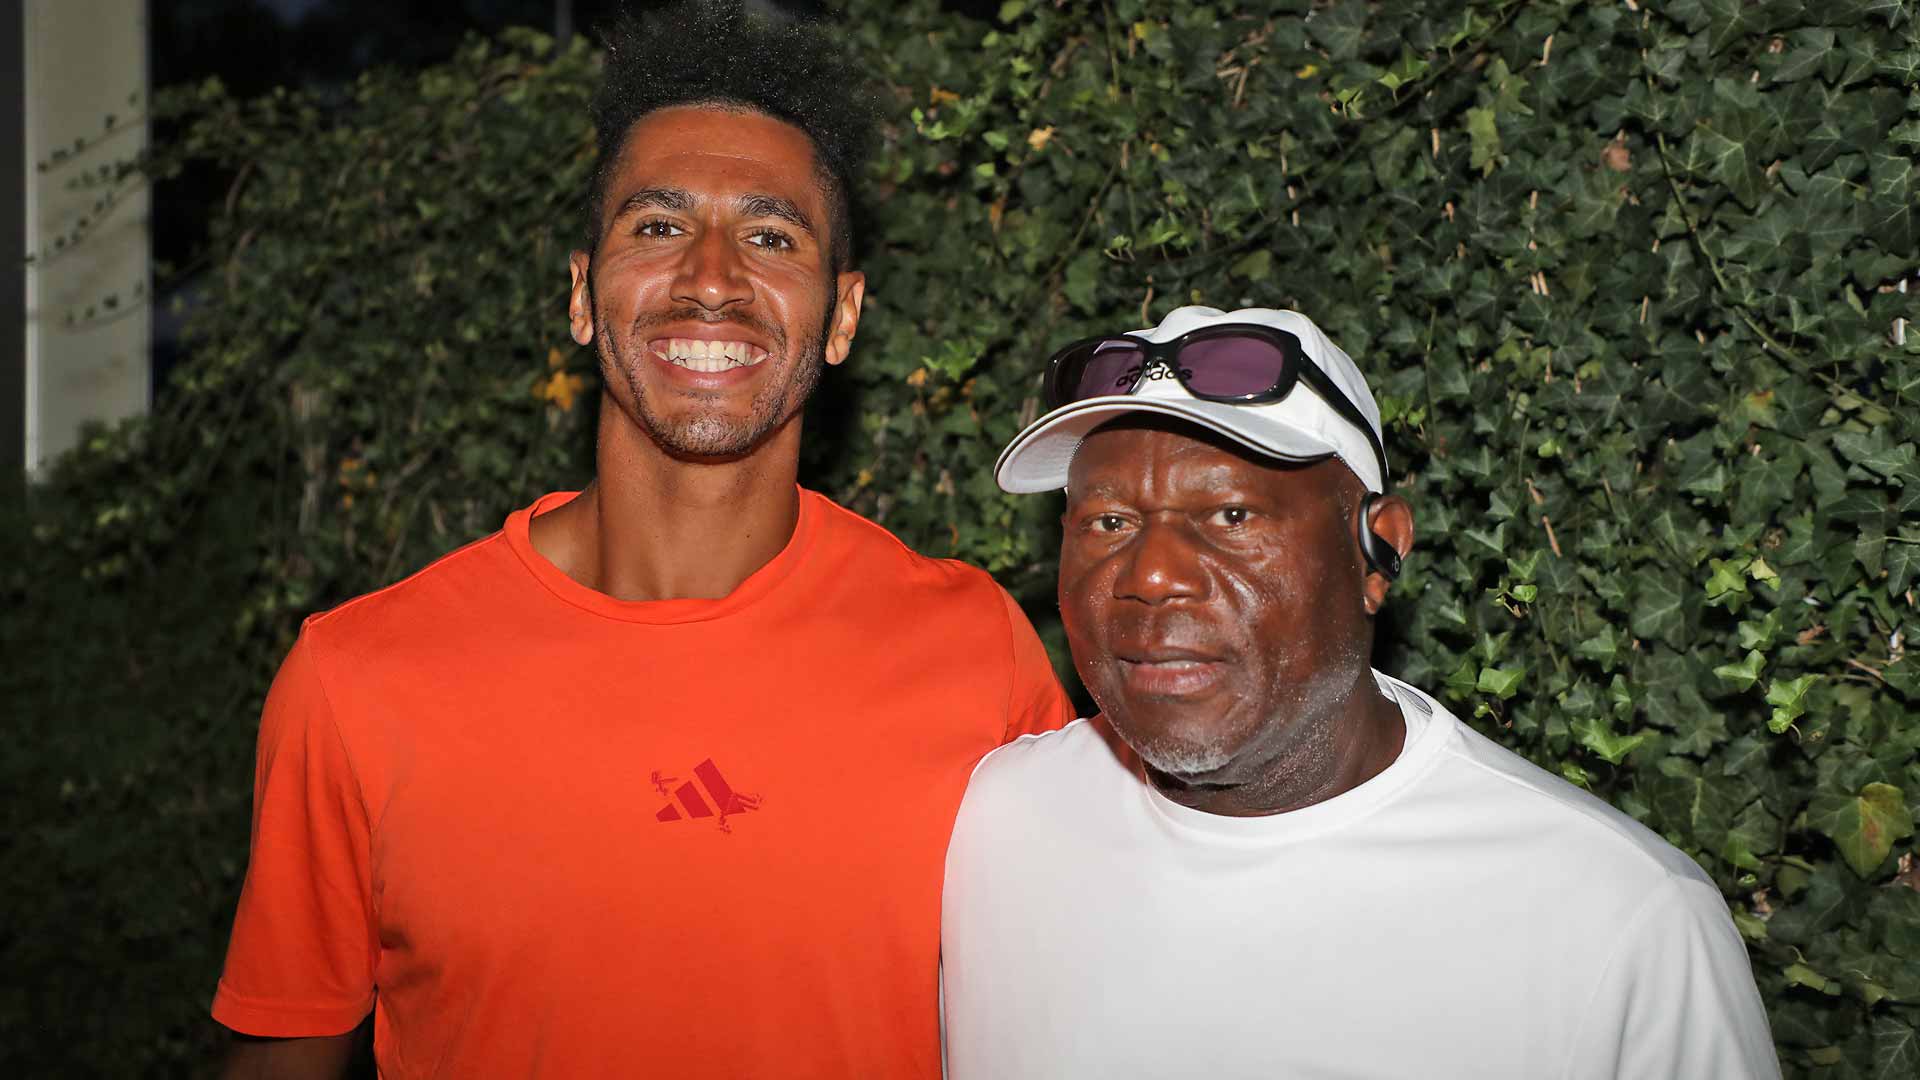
[4,2,1917,1074]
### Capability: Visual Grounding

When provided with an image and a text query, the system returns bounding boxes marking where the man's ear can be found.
[1361,493,1415,615]
[824,271,866,367]
[568,251,595,347]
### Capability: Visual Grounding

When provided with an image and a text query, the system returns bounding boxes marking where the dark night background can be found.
[148,0,998,390]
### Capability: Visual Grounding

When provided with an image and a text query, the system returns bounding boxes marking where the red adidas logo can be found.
[652,759,761,832]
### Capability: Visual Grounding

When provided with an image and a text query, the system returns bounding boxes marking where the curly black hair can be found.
[586,0,879,272]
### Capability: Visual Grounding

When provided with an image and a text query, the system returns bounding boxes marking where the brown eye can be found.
[1210,506,1252,528]
[635,218,684,239]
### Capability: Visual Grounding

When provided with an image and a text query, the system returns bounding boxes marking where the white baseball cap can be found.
[995,306,1388,494]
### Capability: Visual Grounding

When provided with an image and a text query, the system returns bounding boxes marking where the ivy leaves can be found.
[853,1,1919,1074]
[6,0,1917,1075]
[1811,783,1916,877]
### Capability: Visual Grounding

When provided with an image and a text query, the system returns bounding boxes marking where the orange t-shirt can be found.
[212,489,1072,1078]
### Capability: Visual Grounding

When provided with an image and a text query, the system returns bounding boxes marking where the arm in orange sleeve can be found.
[997,586,1077,742]
[211,628,377,1039]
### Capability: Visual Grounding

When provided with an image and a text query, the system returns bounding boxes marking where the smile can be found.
[650,338,771,373]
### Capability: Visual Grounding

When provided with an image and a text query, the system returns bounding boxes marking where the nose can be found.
[672,228,753,312]
[1111,517,1208,606]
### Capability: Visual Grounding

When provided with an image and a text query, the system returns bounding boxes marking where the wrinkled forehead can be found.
[1067,416,1288,490]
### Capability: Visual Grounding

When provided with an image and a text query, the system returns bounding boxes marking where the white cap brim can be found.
[995,393,1355,494]
[994,306,1388,495]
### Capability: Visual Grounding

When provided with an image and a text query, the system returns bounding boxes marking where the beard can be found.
[1134,732,1238,778]
[592,292,835,461]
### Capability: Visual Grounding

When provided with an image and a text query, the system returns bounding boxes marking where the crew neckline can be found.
[1136,672,1452,844]
[503,487,819,624]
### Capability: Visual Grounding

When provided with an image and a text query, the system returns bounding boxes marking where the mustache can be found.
[1091,611,1230,658]
[623,305,786,352]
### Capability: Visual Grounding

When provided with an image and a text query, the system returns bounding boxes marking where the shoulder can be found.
[805,489,1007,604]
[1410,688,1712,890]
[298,527,515,663]
[964,718,1131,804]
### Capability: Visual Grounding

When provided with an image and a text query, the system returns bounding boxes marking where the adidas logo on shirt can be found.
[653,759,761,833]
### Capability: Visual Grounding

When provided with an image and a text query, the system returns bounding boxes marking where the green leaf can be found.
[1869,151,1917,257]
[1571,716,1651,765]
[1701,0,1765,55]
[1833,428,1917,481]
[1377,52,1431,92]
[1784,962,1835,994]
[1229,249,1272,282]
[1713,649,1765,691]
[1873,1017,1920,1080]
[1476,665,1524,699]
[1645,766,1745,851]
[1574,626,1623,669]
[1305,0,1368,61]
[1689,122,1766,209]
[1887,537,1920,594]
[1703,558,1750,606]
[1764,674,1818,732]
[1735,611,1780,650]
[1630,571,1687,647]
[1768,28,1836,82]
[1445,659,1479,699]
[1808,783,1915,878]
[1465,106,1501,173]
[1061,249,1103,315]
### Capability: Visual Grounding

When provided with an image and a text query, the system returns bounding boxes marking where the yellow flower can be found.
[536,347,589,412]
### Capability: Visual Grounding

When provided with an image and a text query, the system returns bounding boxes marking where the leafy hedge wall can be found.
[5,1,1917,1075]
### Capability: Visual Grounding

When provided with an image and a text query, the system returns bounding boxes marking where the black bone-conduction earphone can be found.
[1357,492,1402,581]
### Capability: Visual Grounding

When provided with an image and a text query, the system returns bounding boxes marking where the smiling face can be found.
[568,105,864,460]
[1060,419,1384,786]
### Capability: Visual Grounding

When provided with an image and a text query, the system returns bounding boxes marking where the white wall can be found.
[22,0,149,474]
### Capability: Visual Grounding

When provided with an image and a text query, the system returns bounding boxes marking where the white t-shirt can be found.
[941,673,1779,1079]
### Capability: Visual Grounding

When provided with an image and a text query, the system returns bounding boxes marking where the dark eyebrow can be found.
[612,186,695,221]
[736,193,816,237]
[608,187,815,239]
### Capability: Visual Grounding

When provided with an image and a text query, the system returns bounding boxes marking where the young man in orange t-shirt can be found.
[210,5,1072,1077]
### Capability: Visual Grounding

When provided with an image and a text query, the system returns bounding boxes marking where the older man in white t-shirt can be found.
[941,306,1779,1079]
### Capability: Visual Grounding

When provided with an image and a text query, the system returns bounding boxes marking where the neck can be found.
[529,394,804,602]
[1148,669,1406,817]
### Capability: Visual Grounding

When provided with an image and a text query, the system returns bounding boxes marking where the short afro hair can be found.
[586,0,879,272]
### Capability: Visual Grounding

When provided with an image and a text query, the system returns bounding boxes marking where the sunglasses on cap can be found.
[1040,323,1389,482]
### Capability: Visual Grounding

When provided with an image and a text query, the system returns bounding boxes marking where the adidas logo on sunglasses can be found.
[1113,360,1195,391]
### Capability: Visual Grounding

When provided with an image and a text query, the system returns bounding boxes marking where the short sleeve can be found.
[998,587,1076,743]
[211,629,377,1037]
[1567,874,1781,1080]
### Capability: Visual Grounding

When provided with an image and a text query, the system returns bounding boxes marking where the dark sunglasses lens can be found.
[1179,335,1292,399]
[1065,339,1148,401]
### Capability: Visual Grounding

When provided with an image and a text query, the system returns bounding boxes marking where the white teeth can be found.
[653,338,767,373]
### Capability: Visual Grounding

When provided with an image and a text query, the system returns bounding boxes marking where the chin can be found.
[1137,742,1238,780]
[1112,713,1246,781]
[1089,664,1264,779]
